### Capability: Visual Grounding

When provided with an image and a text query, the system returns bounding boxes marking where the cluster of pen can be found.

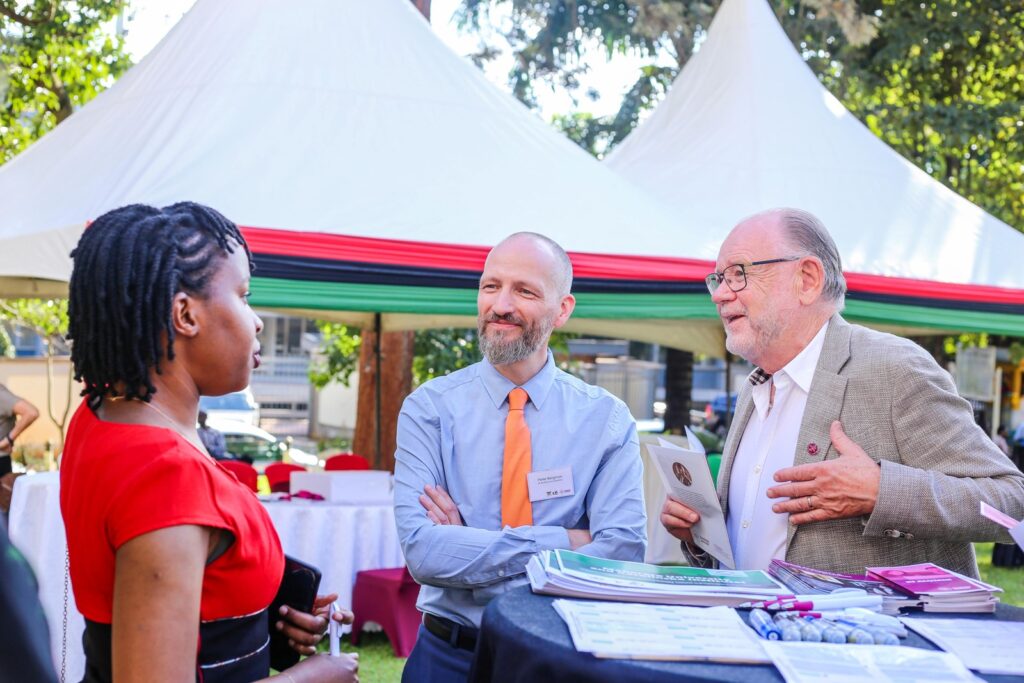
[747,608,905,645]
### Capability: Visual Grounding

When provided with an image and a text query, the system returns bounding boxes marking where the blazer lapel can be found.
[786,315,852,550]
[718,384,754,517]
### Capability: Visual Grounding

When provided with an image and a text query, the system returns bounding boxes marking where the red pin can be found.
[807,442,819,455]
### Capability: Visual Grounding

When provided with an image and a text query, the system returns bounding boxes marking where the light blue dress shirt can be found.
[394,352,647,627]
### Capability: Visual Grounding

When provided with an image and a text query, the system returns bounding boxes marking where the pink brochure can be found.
[866,563,980,595]
[981,501,1024,550]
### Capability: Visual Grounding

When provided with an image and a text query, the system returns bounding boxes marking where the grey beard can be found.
[480,331,537,366]
[479,317,551,366]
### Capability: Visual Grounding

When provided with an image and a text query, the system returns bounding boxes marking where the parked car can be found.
[704,393,738,438]
[206,418,320,468]
[199,388,260,426]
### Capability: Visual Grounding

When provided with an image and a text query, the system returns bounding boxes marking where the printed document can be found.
[553,599,770,662]
[646,429,735,567]
[763,642,983,683]
[902,618,1024,676]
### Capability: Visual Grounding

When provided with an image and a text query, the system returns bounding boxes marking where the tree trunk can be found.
[411,0,431,20]
[352,328,414,471]
[662,348,693,434]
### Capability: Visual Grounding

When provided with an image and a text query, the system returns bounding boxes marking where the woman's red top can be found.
[60,402,284,623]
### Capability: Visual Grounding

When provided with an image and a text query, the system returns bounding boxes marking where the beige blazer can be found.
[709,315,1024,578]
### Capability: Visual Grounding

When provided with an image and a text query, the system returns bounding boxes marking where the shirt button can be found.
[754,466,762,474]
[742,521,750,528]
[883,529,900,538]
[498,569,505,577]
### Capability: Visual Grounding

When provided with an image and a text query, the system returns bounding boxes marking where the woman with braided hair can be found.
[59,203,359,683]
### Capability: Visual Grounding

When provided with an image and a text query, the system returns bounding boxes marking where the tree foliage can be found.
[0,298,73,451]
[308,321,361,390]
[813,0,1024,231]
[458,1,1023,231]
[0,0,131,163]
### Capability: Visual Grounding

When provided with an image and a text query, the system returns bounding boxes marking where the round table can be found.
[469,585,1024,683]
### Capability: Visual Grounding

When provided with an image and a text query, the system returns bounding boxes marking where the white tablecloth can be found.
[9,471,84,683]
[8,473,404,683]
[261,499,405,608]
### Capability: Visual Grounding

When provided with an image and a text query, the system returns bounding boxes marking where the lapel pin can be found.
[807,442,819,455]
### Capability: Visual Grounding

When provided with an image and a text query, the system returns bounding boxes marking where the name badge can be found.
[527,467,574,502]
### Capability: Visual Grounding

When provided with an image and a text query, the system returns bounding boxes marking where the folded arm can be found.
[394,393,575,590]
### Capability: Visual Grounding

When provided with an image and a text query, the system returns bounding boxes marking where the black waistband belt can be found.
[423,613,479,651]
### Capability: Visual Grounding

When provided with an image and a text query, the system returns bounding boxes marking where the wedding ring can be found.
[805,496,813,510]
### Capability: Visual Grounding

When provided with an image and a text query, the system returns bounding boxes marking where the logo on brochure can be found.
[672,462,693,487]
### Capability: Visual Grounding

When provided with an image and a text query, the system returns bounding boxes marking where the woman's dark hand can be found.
[288,652,359,683]
[275,593,354,655]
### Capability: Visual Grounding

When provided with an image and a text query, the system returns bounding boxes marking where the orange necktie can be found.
[501,387,533,527]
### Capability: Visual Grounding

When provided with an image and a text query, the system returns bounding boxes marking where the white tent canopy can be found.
[0,0,734,353]
[607,0,1024,293]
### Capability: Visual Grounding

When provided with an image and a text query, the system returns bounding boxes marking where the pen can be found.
[764,595,883,612]
[748,608,782,640]
[739,590,873,610]
[328,602,341,657]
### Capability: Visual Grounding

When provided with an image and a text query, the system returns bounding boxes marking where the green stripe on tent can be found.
[250,277,1024,335]
[843,299,1024,336]
[250,278,717,319]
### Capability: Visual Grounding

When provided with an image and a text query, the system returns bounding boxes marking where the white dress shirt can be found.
[727,322,829,570]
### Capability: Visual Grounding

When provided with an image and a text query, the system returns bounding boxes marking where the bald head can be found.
[487,232,573,298]
[738,208,846,308]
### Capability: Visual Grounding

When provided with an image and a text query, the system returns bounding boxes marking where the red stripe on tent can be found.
[240,226,713,282]
[239,226,1024,303]
[844,272,1024,306]
[240,226,491,273]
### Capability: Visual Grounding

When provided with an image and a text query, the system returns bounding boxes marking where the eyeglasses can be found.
[705,256,803,294]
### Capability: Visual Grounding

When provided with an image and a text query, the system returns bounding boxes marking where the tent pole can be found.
[724,342,733,431]
[374,312,382,464]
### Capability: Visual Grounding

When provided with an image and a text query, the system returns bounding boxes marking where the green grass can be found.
[976,542,1024,606]
[309,631,405,683]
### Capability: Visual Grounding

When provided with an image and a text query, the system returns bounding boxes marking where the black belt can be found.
[423,613,479,652]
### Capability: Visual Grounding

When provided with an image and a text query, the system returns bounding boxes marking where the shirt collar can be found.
[749,321,829,418]
[783,320,829,394]
[478,351,557,410]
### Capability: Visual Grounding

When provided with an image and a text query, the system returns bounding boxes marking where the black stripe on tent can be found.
[846,291,1024,316]
[252,253,708,294]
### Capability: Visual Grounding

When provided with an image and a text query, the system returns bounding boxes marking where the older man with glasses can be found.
[661,207,1024,578]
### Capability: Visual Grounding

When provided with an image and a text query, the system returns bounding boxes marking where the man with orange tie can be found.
[394,232,647,682]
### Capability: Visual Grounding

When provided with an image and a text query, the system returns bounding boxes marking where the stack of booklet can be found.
[768,559,914,615]
[527,549,791,607]
[866,562,1001,613]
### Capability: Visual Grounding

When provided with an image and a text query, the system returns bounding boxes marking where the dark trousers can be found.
[402,625,475,683]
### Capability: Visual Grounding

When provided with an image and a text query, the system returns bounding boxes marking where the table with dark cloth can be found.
[469,585,1024,683]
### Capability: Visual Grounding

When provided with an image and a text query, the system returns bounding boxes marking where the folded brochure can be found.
[646,429,735,568]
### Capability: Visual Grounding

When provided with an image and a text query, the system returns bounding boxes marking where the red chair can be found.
[264,462,306,493]
[219,460,258,492]
[324,453,370,471]
[350,567,421,657]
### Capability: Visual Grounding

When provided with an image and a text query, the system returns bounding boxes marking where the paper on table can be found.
[647,429,735,568]
[762,642,984,683]
[980,501,1024,550]
[552,599,770,663]
[901,617,1024,676]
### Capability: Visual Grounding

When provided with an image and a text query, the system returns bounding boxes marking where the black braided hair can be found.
[68,202,252,404]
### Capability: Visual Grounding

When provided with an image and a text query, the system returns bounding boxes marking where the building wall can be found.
[0,358,83,452]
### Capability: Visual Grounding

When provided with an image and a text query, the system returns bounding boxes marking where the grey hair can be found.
[771,208,847,309]
[494,231,574,297]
